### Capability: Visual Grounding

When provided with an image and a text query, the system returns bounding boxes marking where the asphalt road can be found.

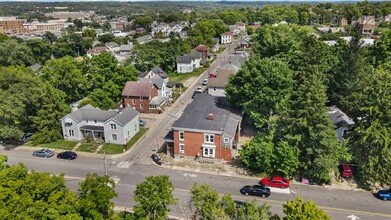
[2,40,391,219]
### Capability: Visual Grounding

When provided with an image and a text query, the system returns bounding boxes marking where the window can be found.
[68,130,74,136]
[112,134,117,141]
[94,120,97,123]
[213,86,216,91]
[224,138,229,143]
[203,147,215,158]
[132,99,136,105]
[128,131,130,136]
[179,144,185,154]
[204,134,214,143]
[110,124,117,130]
[135,124,137,131]
[140,96,144,101]
[140,104,144,110]
[179,131,184,140]
[65,122,72,127]
[150,104,157,109]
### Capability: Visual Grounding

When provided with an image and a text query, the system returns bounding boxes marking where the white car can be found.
[196,87,203,93]
[202,78,208,86]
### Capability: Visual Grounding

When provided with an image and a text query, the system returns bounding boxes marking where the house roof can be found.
[222,32,233,36]
[208,69,235,87]
[194,45,209,52]
[150,96,169,105]
[29,64,41,72]
[176,55,193,64]
[166,81,176,88]
[327,106,354,129]
[172,94,242,134]
[191,50,201,59]
[151,66,168,78]
[87,46,107,54]
[63,104,138,126]
[122,81,156,97]
[106,42,119,48]
[139,78,164,89]
[120,44,133,51]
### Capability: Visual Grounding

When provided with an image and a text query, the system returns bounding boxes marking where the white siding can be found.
[177,63,193,73]
[122,115,140,144]
[61,117,81,141]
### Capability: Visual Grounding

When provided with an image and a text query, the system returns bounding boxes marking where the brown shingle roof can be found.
[122,81,155,97]
[222,32,233,36]
[208,69,235,87]
[194,45,209,52]
[86,47,107,54]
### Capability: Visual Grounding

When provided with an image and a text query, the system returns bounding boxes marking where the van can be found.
[339,164,353,178]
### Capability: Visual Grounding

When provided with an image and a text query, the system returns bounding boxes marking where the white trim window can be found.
[224,138,229,143]
[68,130,74,136]
[112,134,117,141]
[110,124,117,130]
[204,134,214,143]
[203,147,215,158]
[132,99,136,105]
[179,131,184,140]
[179,144,185,154]
[140,104,144,110]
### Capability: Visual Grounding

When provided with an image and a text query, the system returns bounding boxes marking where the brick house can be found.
[169,94,242,161]
[340,17,348,27]
[356,16,376,35]
[122,81,162,113]
[194,45,209,60]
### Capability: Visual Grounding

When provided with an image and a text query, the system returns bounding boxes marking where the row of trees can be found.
[0,156,330,220]
[227,24,391,186]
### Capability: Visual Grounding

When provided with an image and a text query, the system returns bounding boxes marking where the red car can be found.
[260,176,290,189]
[339,164,353,178]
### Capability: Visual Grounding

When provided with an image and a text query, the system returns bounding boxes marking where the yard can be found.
[28,140,77,150]
[169,67,207,83]
[77,142,101,153]
[97,127,149,154]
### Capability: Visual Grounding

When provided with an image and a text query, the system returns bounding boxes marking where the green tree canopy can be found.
[25,39,52,64]
[0,39,34,66]
[283,197,330,220]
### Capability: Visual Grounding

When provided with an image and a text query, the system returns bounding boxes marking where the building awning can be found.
[163,130,174,143]
[202,144,216,149]
[80,125,104,131]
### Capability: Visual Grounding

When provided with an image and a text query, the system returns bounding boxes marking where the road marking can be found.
[116,161,133,168]
[111,177,121,185]
[269,187,290,194]
[183,173,198,178]
[346,215,360,220]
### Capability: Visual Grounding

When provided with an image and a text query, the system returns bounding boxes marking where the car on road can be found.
[377,188,391,201]
[260,176,290,189]
[57,151,77,160]
[240,185,271,198]
[32,149,54,158]
[196,87,203,93]
[339,164,353,178]
[202,78,208,86]
[139,119,146,126]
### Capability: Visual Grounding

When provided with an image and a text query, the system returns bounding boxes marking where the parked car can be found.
[175,82,184,88]
[196,87,203,93]
[192,91,198,99]
[202,78,208,86]
[377,188,391,201]
[339,164,353,178]
[57,151,77,160]
[19,132,34,143]
[260,176,290,189]
[139,119,146,126]
[151,153,162,165]
[32,149,54,158]
[240,185,271,198]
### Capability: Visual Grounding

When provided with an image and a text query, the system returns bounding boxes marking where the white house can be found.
[176,55,194,73]
[221,32,233,44]
[208,69,235,97]
[61,105,139,145]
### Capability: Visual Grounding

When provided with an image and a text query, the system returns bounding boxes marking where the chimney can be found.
[207,113,214,120]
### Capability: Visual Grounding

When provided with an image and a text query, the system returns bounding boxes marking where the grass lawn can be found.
[125,128,148,150]
[98,143,126,154]
[169,67,207,83]
[77,142,101,153]
[26,140,77,150]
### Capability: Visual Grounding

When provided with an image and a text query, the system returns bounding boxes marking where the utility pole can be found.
[104,151,108,176]
[179,85,183,112]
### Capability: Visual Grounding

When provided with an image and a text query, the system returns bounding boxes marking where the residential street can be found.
[2,41,391,220]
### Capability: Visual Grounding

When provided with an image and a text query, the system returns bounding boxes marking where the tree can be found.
[98,33,115,43]
[83,29,97,40]
[190,183,225,219]
[132,175,176,220]
[369,31,391,68]
[30,84,69,145]
[348,64,391,186]
[25,39,52,64]
[226,57,293,128]
[0,163,81,219]
[283,197,330,220]
[237,201,277,220]
[76,173,117,219]
[43,31,57,44]
[0,39,35,66]
[40,56,89,103]
[52,33,91,58]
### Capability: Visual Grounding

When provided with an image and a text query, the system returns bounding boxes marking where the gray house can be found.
[327,106,354,141]
[176,55,194,73]
[61,104,139,145]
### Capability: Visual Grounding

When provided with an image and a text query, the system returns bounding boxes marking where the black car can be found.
[151,153,162,165]
[240,185,271,198]
[175,83,184,88]
[57,151,77,160]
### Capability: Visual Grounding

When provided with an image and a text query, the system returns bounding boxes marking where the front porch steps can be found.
[72,143,82,151]
[94,144,104,153]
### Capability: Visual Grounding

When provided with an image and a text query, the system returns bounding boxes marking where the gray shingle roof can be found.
[208,69,235,87]
[176,55,193,64]
[191,49,201,59]
[150,96,169,105]
[111,107,139,126]
[328,106,354,128]
[120,44,133,51]
[122,81,155,97]
[139,78,164,89]
[172,94,242,133]
[106,42,119,48]
[151,66,168,78]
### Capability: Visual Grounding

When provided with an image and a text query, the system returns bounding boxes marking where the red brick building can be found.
[169,94,242,161]
[194,45,209,60]
[122,81,159,113]
[356,16,376,36]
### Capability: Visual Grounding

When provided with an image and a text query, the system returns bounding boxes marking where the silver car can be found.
[32,149,54,158]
